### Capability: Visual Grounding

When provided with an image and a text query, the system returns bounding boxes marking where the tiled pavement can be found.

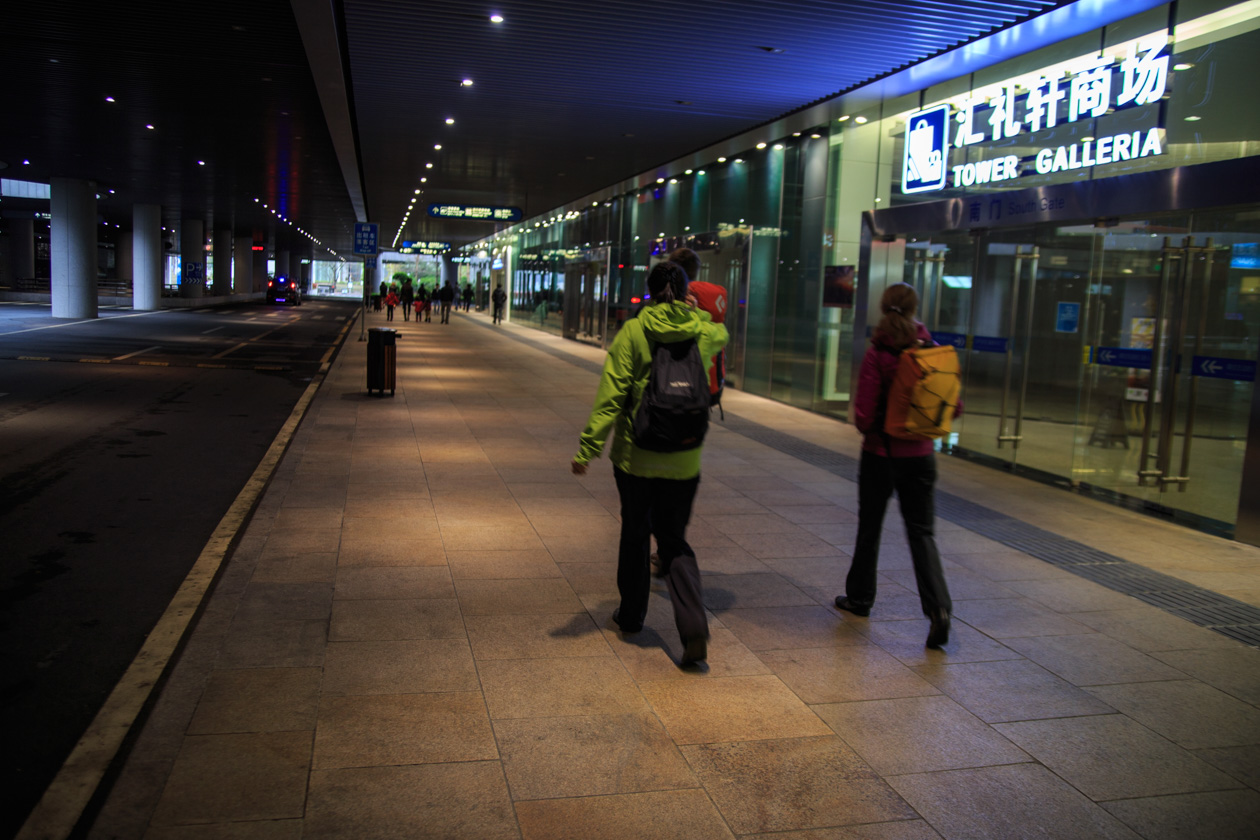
[88,307,1260,839]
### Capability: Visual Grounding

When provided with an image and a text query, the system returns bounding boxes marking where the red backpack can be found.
[687,281,728,416]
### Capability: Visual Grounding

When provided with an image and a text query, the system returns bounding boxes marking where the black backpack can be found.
[631,337,711,452]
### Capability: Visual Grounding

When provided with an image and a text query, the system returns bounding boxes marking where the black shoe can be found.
[926,609,951,648]
[611,608,642,634]
[681,635,708,666]
[834,596,871,617]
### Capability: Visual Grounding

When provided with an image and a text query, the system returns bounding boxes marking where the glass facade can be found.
[460,0,1260,539]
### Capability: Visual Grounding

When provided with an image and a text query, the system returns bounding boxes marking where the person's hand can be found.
[571,460,588,475]
[684,292,698,308]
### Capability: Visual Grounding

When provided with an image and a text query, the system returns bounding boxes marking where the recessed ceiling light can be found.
[414,189,420,194]
[426,162,433,168]
[146,124,155,130]
[434,144,442,150]
[1174,63,1194,71]
[1185,115,1202,121]
[657,178,664,183]
[105,96,115,103]
[197,160,205,165]
[810,133,821,139]
[461,78,474,86]
[445,117,455,124]
[684,169,693,174]
[421,177,427,182]
[717,157,726,163]
[838,115,850,122]
[855,116,869,124]
[490,14,504,23]
[756,142,767,149]
[773,144,784,150]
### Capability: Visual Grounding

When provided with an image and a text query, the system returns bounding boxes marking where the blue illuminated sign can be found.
[931,331,967,348]
[972,335,1009,354]
[353,222,379,255]
[401,240,451,250]
[1056,302,1080,334]
[1192,356,1255,381]
[902,105,949,194]
[1092,346,1152,369]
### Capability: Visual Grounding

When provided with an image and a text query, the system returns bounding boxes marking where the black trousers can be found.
[845,451,952,617]
[493,304,504,324]
[613,468,707,642]
[440,302,451,323]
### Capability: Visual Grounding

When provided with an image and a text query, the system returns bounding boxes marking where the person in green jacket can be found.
[571,261,729,667]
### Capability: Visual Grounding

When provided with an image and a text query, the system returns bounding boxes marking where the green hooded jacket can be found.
[574,301,729,479]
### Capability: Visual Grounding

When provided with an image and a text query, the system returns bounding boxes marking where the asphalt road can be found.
[0,298,359,836]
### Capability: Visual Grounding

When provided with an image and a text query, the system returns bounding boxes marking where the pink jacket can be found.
[852,323,961,458]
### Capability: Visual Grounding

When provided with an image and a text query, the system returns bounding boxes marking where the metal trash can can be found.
[366,327,397,396]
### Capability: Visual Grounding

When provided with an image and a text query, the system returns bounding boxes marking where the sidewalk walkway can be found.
[89,307,1260,839]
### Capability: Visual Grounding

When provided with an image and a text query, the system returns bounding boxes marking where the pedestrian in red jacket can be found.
[835,282,956,648]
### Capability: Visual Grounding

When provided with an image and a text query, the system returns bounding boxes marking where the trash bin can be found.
[366,327,397,396]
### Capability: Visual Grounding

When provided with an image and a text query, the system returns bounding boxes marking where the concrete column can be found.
[441,253,457,287]
[10,218,35,281]
[179,219,205,298]
[50,177,98,319]
[133,204,163,310]
[275,249,291,282]
[233,236,253,295]
[252,247,267,292]
[212,229,233,296]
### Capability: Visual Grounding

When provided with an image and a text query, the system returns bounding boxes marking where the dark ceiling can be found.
[1,0,1068,258]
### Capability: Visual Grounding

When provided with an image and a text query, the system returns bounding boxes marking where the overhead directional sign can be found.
[971,335,1009,354]
[401,240,451,250]
[930,331,967,348]
[353,222,379,255]
[427,204,523,222]
[1193,356,1256,381]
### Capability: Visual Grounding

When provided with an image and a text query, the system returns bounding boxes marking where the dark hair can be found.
[667,247,700,282]
[647,261,688,304]
[875,282,920,350]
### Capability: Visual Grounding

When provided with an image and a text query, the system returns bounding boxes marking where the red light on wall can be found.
[630,296,641,304]
[251,245,265,251]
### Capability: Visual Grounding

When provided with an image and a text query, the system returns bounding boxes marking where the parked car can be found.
[266,275,301,306]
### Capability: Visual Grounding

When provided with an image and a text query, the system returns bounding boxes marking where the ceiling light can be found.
[756,142,767,149]
[838,115,850,122]
[421,177,427,182]
[426,162,433,168]
[1185,115,1202,121]
[1174,63,1194,71]
[414,189,420,194]
[461,78,474,86]
[23,159,30,165]
[855,116,869,124]
[445,117,455,125]
[197,160,205,165]
[146,124,155,130]
[773,143,783,150]
[684,169,693,174]
[490,14,504,23]
[717,157,727,163]
[810,134,821,139]
[792,132,801,137]
[105,96,115,103]
[734,158,744,163]
[669,179,677,184]
[697,170,706,175]
[656,178,664,183]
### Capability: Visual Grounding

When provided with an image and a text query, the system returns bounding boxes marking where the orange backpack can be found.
[884,344,961,440]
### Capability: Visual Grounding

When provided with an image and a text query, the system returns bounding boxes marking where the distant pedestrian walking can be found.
[400,279,414,321]
[491,283,507,324]
[462,283,474,312]
[834,282,956,648]
[383,289,399,321]
[439,284,454,324]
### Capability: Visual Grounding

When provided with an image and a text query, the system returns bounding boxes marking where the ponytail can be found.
[875,282,920,350]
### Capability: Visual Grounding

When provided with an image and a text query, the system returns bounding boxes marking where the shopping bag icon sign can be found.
[907,118,942,183]
[902,105,949,193]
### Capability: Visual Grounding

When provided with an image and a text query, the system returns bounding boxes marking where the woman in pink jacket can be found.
[835,282,954,648]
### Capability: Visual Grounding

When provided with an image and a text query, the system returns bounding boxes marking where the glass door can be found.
[562,248,609,347]
[1077,212,1260,529]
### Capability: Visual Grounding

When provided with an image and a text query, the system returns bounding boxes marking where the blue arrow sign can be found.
[1192,356,1256,381]
[931,331,967,349]
[1092,346,1152,369]
[971,335,1009,354]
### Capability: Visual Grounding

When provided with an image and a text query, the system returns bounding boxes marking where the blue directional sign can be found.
[902,104,950,194]
[401,240,451,250]
[427,204,523,222]
[1192,356,1256,381]
[971,335,1009,354]
[353,222,379,255]
[1092,346,1152,369]
[1056,302,1080,334]
[931,331,967,349]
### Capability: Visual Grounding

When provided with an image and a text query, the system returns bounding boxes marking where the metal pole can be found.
[359,257,369,341]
